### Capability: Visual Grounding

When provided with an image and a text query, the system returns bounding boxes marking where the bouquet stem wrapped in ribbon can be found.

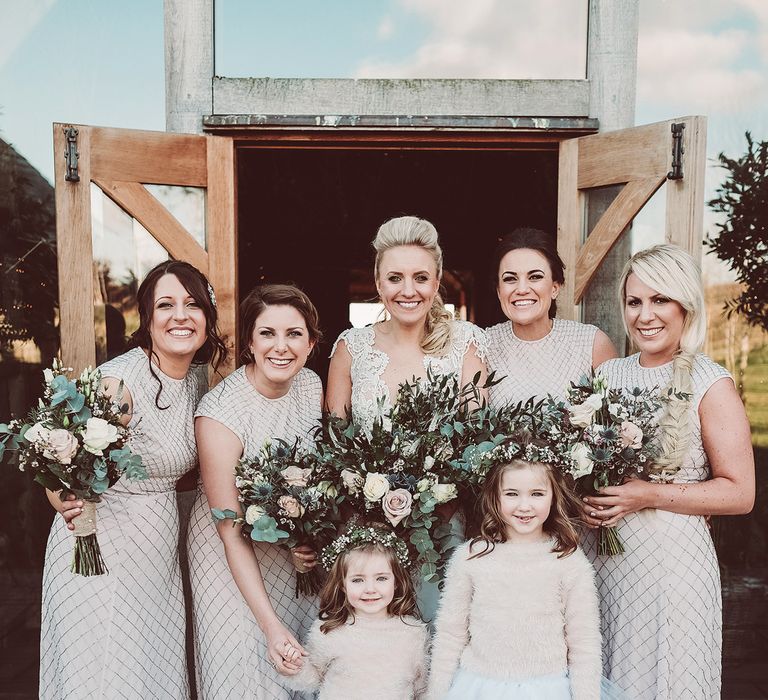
[1,359,146,575]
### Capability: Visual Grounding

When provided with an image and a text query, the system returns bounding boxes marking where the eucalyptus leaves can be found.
[1,359,146,575]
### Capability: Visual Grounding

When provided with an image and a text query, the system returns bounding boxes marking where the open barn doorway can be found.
[236,146,559,382]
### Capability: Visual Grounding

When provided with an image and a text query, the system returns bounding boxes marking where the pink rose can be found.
[47,429,79,464]
[382,488,413,527]
[620,421,643,449]
[278,495,304,518]
[280,465,312,488]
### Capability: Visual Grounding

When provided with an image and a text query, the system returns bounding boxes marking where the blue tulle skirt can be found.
[445,668,626,699]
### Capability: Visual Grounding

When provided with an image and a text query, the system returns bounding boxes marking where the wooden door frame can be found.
[53,124,237,374]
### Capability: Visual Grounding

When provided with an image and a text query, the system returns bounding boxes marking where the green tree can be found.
[706,133,768,331]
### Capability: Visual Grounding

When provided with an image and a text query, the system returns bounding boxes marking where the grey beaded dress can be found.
[40,347,205,699]
[584,353,731,699]
[187,366,322,699]
[485,318,598,408]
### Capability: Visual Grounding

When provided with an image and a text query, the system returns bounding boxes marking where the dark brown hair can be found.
[128,260,228,408]
[318,543,419,634]
[238,284,322,365]
[490,228,566,318]
[469,459,581,560]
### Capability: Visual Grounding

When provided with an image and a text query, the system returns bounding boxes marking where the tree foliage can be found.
[706,132,768,331]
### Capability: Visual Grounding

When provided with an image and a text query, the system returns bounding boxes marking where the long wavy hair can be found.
[619,243,706,476]
[469,459,581,560]
[128,260,227,408]
[372,215,453,355]
[318,542,419,633]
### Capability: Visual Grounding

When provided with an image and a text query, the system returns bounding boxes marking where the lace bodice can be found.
[330,320,485,433]
[597,353,731,483]
[486,318,597,408]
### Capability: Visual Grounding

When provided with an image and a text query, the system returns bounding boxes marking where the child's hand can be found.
[265,623,307,676]
[291,545,317,573]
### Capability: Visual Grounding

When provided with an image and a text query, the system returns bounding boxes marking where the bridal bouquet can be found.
[213,438,337,596]
[0,359,146,575]
[558,373,663,555]
[312,371,503,584]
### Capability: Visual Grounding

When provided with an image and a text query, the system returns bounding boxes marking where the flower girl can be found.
[285,527,429,699]
[427,457,605,700]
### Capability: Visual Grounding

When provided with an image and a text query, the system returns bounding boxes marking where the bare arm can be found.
[325,340,352,417]
[196,416,307,671]
[591,329,618,369]
[46,377,134,528]
[584,377,755,525]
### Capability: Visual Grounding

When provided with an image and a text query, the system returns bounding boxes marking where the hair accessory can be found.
[207,282,217,308]
[321,526,410,571]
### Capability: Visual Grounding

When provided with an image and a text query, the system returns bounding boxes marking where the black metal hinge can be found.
[667,122,685,180]
[64,126,80,182]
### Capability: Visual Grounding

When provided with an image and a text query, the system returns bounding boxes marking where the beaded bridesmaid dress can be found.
[187,366,322,699]
[585,353,730,699]
[485,318,598,407]
[330,320,485,620]
[40,347,204,699]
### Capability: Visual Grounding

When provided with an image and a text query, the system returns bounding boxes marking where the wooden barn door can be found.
[556,116,707,319]
[53,124,237,375]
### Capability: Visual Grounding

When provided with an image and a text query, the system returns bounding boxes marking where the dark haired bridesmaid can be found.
[485,228,616,408]
[40,260,227,699]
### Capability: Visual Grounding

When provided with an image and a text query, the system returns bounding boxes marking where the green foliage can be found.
[707,132,768,331]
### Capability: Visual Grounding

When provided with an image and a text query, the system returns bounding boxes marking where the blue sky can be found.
[1,0,766,276]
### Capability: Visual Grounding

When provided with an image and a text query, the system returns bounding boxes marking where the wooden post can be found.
[164,0,213,134]
[583,0,639,353]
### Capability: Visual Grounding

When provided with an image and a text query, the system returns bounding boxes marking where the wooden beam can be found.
[206,137,238,378]
[54,124,96,373]
[90,127,208,186]
[213,77,591,118]
[92,178,209,275]
[578,120,669,188]
[556,138,583,321]
[574,175,665,302]
[164,0,213,134]
[665,116,707,260]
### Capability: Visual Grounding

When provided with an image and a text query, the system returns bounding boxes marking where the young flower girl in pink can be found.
[427,458,611,700]
[285,527,428,699]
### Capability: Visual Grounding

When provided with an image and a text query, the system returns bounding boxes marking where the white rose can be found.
[417,478,432,493]
[569,442,594,479]
[47,429,79,464]
[362,473,390,502]
[82,417,119,455]
[568,394,603,428]
[280,465,312,488]
[341,469,364,495]
[278,495,304,518]
[620,421,643,450]
[25,422,51,446]
[431,482,458,504]
[245,505,266,524]
[423,455,435,471]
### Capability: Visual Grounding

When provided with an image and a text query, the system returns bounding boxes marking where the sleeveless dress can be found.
[485,318,597,408]
[39,347,204,699]
[187,366,323,700]
[330,320,485,620]
[584,353,731,699]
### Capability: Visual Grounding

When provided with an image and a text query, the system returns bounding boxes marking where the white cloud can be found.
[0,0,57,69]
[356,0,587,79]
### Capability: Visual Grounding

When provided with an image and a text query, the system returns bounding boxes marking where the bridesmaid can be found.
[326,215,486,620]
[188,284,323,699]
[40,260,226,699]
[485,228,616,406]
[582,244,755,699]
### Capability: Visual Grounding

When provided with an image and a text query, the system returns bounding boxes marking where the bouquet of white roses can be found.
[558,374,663,555]
[312,371,502,585]
[212,438,337,596]
[0,359,146,575]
